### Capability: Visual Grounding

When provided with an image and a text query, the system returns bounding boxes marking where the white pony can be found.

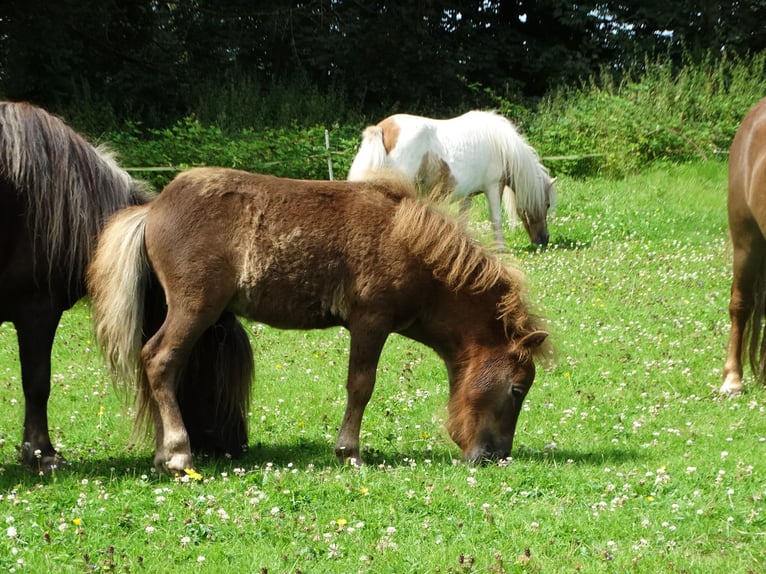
[347,110,556,249]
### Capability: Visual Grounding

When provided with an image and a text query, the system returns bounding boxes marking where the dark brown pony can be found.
[0,101,148,470]
[0,102,248,472]
[88,168,549,474]
[722,97,766,396]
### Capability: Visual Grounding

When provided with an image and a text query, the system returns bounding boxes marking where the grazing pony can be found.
[0,101,148,470]
[347,110,556,250]
[721,97,766,396]
[88,168,548,474]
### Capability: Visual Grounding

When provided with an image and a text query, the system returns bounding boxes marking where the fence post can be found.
[325,129,334,180]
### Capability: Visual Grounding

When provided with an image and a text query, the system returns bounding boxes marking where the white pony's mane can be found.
[465,111,555,219]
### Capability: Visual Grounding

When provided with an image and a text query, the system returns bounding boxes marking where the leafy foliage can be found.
[107,118,362,189]
[5,2,766,125]
[531,53,766,177]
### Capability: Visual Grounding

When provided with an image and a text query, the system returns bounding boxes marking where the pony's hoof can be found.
[21,445,66,474]
[719,375,744,398]
[718,384,744,398]
[155,452,194,475]
[334,446,364,466]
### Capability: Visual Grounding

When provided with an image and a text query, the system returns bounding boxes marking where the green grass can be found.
[0,161,764,573]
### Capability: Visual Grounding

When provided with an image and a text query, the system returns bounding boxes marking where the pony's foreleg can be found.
[721,241,765,396]
[484,186,507,251]
[334,325,388,465]
[15,305,64,472]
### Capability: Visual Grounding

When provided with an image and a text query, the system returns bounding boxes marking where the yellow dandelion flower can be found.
[184,468,203,481]
[72,518,82,526]
[336,518,348,527]
[360,487,369,495]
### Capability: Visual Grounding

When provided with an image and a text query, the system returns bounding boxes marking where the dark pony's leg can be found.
[15,305,63,471]
[722,223,766,396]
[334,319,389,464]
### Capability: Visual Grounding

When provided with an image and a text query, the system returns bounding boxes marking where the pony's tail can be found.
[347,125,388,181]
[88,205,151,390]
[746,260,766,385]
[178,312,253,456]
[88,205,252,456]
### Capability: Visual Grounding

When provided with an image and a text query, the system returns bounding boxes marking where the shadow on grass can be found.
[0,441,643,488]
[511,445,643,466]
[523,235,592,252]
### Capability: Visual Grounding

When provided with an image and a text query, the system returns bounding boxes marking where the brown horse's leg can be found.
[141,311,212,474]
[722,233,766,396]
[15,305,63,472]
[334,324,388,464]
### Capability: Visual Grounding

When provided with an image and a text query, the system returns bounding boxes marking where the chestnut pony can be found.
[88,168,548,473]
[348,110,557,250]
[722,97,766,396]
[0,101,148,471]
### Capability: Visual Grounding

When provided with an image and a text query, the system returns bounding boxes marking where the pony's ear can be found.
[549,177,557,185]
[520,330,548,350]
[510,330,549,361]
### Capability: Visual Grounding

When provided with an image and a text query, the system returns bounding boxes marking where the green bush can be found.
[530,52,766,177]
[106,118,363,190]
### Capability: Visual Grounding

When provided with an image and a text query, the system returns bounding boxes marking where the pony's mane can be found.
[470,111,555,218]
[0,101,147,288]
[391,196,535,337]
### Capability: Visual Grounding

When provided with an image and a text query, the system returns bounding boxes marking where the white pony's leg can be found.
[485,185,506,251]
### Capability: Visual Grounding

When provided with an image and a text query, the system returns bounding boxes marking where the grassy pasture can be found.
[0,161,763,572]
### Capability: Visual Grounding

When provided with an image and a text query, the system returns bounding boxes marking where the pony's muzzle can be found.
[461,431,512,464]
[532,230,549,246]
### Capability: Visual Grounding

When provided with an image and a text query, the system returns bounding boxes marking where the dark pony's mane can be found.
[0,101,147,288]
[390,190,541,347]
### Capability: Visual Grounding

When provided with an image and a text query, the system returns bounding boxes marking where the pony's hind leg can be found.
[15,305,64,472]
[721,231,766,396]
[141,309,216,474]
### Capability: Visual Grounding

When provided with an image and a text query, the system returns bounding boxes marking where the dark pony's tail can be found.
[87,205,252,457]
[746,257,766,385]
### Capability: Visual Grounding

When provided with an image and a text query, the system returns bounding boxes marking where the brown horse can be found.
[0,101,150,470]
[722,97,766,396]
[88,167,548,473]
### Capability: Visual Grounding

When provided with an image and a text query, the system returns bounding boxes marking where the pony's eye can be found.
[507,384,526,398]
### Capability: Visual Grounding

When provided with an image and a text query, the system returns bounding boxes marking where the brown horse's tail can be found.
[88,205,253,457]
[746,259,766,385]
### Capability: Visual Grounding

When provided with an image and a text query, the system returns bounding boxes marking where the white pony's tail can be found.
[347,125,389,180]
